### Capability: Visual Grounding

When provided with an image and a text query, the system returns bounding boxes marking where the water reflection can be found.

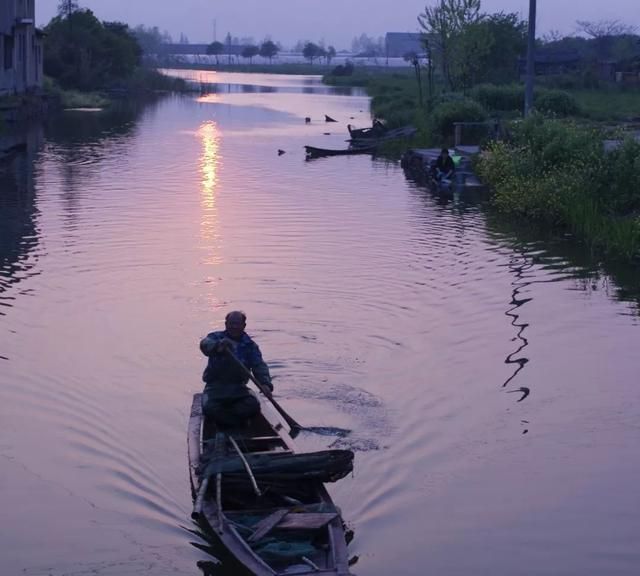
[0,126,42,318]
[501,253,533,392]
[487,215,640,315]
[199,121,220,207]
[164,69,362,97]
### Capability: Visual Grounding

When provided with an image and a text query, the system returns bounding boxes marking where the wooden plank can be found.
[187,394,203,493]
[277,512,338,530]
[247,509,290,543]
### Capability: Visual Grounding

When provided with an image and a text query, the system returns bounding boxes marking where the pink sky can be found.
[37,0,639,49]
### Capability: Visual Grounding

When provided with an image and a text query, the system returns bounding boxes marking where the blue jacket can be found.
[200,331,272,399]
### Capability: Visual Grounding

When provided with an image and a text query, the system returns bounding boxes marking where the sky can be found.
[37,0,640,49]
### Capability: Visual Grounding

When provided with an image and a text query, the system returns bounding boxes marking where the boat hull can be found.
[188,393,352,576]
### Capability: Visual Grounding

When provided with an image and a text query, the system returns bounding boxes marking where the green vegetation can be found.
[477,115,640,260]
[418,0,526,91]
[571,90,640,121]
[43,77,109,108]
[44,10,141,90]
[43,7,186,101]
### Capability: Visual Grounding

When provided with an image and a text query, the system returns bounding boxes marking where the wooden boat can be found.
[348,125,417,146]
[347,121,386,139]
[188,393,354,576]
[304,144,376,158]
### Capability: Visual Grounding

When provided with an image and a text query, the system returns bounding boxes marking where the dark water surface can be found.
[1,72,639,576]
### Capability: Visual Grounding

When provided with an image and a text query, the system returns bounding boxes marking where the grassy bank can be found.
[476,115,640,261]
[323,69,640,261]
[43,68,188,109]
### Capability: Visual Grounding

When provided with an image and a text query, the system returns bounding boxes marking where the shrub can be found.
[330,61,354,76]
[470,84,523,112]
[534,90,580,117]
[477,116,640,260]
[602,139,640,215]
[430,99,487,138]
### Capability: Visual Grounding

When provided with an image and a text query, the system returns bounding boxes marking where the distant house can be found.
[385,32,424,58]
[518,51,581,77]
[0,0,43,95]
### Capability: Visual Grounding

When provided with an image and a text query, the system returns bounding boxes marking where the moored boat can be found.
[304,144,376,158]
[188,392,354,576]
[347,125,417,146]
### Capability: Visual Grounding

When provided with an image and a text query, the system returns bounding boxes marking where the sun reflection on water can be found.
[199,120,220,209]
[198,120,222,278]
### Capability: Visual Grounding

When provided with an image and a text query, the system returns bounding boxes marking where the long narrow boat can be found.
[304,144,376,158]
[188,393,354,576]
[347,125,417,146]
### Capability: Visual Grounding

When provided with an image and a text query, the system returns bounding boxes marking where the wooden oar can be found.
[223,347,303,435]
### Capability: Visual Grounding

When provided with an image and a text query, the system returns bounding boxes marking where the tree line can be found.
[418,0,640,92]
[206,39,338,65]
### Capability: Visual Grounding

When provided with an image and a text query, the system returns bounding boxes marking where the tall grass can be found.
[477,115,640,260]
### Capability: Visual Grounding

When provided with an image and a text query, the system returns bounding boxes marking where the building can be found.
[385,32,424,58]
[0,0,43,95]
[517,51,581,77]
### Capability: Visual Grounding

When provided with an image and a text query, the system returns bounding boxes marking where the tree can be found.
[259,40,279,63]
[225,32,233,64]
[576,19,639,61]
[418,0,482,90]
[351,33,384,56]
[241,44,259,64]
[326,46,337,64]
[207,41,224,65]
[576,19,637,38]
[303,42,322,64]
[478,12,527,84]
[57,0,79,17]
[133,25,172,54]
[44,9,141,90]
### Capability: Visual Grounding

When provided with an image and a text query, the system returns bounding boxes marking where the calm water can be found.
[1,72,640,576]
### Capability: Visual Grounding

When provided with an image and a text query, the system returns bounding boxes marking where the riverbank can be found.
[476,115,640,261]
[323,69,640,261]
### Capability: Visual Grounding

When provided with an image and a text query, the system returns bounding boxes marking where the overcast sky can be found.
[37,0,639,49]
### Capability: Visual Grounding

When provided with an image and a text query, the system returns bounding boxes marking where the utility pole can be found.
[524,0,536,116]
[213,19,217,42]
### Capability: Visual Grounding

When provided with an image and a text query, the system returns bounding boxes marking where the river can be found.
[1,71,639,576]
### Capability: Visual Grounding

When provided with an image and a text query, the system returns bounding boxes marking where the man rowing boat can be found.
[199,311,273,429]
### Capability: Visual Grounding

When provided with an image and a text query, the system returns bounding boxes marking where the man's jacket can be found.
[200,331,272,399]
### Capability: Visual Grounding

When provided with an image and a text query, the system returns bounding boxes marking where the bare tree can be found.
[57,0,79,17]
[576,19,637,38]
[541,29,564,44]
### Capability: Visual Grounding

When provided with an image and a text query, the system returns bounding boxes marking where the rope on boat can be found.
[228,435,262,497]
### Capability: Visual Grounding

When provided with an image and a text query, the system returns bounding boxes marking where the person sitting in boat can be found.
[372,118,386,135]
[430,148,455,182]
[199,310,273,429]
